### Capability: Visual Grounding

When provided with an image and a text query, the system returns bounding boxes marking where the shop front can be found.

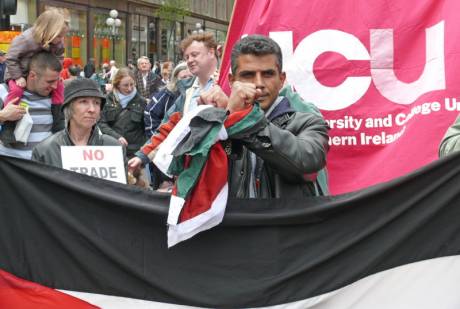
[38,0,127,69]
[6,0,230,70]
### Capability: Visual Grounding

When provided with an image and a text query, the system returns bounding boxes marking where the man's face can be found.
[70,97,101,130]
[184,41,215,78]
[0,55,6,63]
[28,68,60,97]
[230,54,286,111]
[137,59,151,74]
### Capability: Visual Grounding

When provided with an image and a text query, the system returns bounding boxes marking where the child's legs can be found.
[5,80,24,105]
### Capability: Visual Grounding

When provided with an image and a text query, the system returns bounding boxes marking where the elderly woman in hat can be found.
[32,78,123,168]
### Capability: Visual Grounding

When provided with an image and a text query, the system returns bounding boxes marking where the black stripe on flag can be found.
[1,153,460,308]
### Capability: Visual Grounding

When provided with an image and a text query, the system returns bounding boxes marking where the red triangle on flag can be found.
[0,269,99,309]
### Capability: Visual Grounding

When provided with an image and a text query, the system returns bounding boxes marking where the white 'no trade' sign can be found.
[61,146,126,184]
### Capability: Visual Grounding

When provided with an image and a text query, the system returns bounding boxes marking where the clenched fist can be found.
[198,85,229,109]
[227,81,262,113]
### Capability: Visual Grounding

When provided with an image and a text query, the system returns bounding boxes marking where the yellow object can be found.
[19,102,29,109]
[0,31,21,53]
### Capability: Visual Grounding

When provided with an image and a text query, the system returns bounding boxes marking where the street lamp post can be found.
[192,22,204,34]
[106,9,122,61]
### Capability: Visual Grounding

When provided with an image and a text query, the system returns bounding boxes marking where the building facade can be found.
[8,0,234,69]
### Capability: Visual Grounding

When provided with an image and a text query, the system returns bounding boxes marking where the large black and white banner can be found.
[1,154,460,308]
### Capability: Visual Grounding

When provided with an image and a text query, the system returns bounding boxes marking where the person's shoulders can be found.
[11,28,37,49]
[285,108,328,133]
[264,97,325,130]
[279,85,323,116]
[153,87,173,99]
[34,131,64,151]
[11,28,30,42]
[273,96,324,122]
[22,28,33,36]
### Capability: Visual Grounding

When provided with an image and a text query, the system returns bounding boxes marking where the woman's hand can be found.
[118,137,128,146]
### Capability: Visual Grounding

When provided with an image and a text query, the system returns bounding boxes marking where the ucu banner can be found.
[220,0,458,194]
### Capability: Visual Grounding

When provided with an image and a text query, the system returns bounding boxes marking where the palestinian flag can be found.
[1,151,460,308]
[153,104,264,247]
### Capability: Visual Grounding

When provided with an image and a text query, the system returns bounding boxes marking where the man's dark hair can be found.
[231,35,283,74]
[28,51,62,75]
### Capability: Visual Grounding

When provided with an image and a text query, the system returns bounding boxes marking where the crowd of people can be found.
[3,9,459,199]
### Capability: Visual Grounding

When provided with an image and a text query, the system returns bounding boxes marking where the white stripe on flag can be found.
[60,290,196,308]
[153,105,211,177]
[62,255,460,308]
[168,183,228,248]
[167,195,185,226]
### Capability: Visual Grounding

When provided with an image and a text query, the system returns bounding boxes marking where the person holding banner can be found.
[130,35,329,198]
[127,33,219,175]
[198,35,329,197]
[31,78,123,168]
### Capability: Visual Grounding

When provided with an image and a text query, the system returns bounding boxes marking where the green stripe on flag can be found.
[187,125,223,156]
[175,155,208,199]
[226,104,265,136]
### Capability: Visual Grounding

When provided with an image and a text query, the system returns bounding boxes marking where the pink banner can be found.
[219,0,460,194]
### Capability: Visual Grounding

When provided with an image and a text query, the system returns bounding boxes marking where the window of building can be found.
[160,19,182,62]
[216,0,227,20]
[148,18,158,63]
[1,0,35,53]
[130,14,140,62]
[207,0,216,17]
[92,11,126,68]
[10,0,36,30]
[130,14,149,63]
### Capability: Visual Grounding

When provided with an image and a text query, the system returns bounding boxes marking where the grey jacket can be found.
[5,28,65,81]
[228,97,329,198]
[32,126,124,168]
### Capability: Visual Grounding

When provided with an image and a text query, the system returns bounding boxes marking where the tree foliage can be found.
[155,0,190,22]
